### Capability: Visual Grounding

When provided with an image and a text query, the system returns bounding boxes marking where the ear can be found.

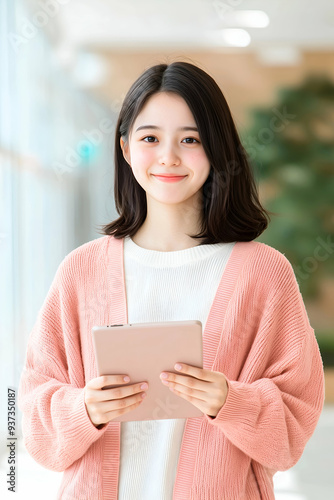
[120,136,131,166]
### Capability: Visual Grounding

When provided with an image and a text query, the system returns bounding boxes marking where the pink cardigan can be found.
[18,235,325,499]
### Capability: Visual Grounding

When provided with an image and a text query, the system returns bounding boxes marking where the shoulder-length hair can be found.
[98,61,270,243]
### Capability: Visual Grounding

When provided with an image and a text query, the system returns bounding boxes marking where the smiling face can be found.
[120,92,211,210]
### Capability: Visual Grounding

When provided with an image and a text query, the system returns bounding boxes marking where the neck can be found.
[132,198,204,252]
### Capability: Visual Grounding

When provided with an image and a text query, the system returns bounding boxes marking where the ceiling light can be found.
[221,29,251,47]
[222,10,270,28]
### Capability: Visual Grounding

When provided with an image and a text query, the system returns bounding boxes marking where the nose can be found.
[158,143,181,166]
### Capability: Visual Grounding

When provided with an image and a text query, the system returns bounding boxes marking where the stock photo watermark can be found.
[295,235,334,281]
[52,118,114,182]
[8,0,71,54]
[242,106,296,162]
[52,98,123,182]
[6,387,17,493]
[212,0,243,19]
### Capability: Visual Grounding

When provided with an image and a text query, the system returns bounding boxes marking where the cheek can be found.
[186,150,211,173]
[187,149,208,162]
[132,146,155,167]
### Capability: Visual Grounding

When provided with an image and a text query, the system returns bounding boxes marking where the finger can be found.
[89,393,146,426]
[170,384,224,419]
[173,363,217,382]
[168,381,207,402]
[161,373,209,393]
[88,375,130,390]
[168,385,210,418]
[104,397,144,422]
[91,391,146,414]
[87,381,148,403]
[100,382,148,402]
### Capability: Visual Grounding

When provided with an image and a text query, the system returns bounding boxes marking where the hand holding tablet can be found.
[159,361,229,419]
[90,320,203,422]
[84,373,149,428]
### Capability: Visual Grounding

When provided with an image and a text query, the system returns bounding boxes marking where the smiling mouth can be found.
[152,174,188,183]
[152,174,187,178]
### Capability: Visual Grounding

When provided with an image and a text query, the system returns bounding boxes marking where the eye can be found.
[142,136,157,143]
[141,136,200,144]
[182,137,200,144]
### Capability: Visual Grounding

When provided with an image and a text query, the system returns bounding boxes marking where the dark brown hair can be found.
[97,61,270,243]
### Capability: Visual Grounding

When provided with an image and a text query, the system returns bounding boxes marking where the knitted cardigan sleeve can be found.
[203,245,325,471]
[18,254,108,472]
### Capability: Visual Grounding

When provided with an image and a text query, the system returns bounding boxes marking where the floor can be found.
[1,405,333,499]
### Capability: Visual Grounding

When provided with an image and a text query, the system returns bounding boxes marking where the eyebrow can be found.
[135,125,198,133]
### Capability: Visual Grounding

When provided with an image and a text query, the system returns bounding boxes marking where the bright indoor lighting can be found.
[221,29,251,47]
[222,10,270,28]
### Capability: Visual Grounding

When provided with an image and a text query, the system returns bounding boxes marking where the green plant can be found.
[315,331,334,368]
[241,74,334,299]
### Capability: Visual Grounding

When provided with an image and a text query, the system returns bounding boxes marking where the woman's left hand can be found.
[160,363,228,418]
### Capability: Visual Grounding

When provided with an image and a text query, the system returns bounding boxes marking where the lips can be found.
[152,174,187,178]
[152,174,187,183]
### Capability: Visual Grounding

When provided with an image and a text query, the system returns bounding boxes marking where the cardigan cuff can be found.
[203,376,239,424]
[203,376,264,429]
[61,386,110,445]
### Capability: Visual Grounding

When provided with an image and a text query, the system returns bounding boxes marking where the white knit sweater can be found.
[118,235,236,499]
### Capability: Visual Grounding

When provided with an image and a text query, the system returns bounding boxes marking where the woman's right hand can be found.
[84,375,148,428]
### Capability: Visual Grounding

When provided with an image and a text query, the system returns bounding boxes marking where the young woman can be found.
[18,61,324,500]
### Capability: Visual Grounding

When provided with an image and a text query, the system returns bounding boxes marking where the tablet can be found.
[91,320,203,422]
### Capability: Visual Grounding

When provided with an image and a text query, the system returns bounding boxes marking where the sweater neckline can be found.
[124,235,235,267]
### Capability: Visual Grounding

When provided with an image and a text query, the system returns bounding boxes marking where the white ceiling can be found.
[21,0,334,90]
[25,0,334,52]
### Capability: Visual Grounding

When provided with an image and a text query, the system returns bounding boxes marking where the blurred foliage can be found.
[317,332,334,367]
[241,74,334,299]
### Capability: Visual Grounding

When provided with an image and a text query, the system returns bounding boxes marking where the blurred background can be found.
[0,0,333,498]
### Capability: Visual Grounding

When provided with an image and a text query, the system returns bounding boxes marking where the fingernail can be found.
[175,364,182,370]
[124,376,130,382]
[160,373,168,379]
[141,383,148,390]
